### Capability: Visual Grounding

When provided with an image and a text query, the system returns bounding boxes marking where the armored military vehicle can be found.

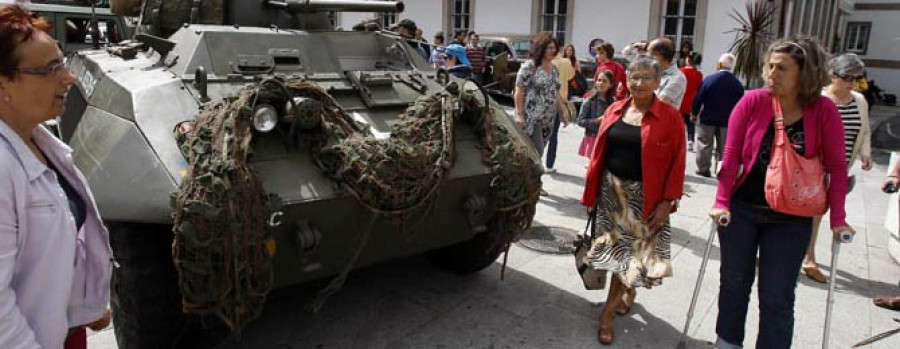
[59,0,541,347]
[0,0,130,55]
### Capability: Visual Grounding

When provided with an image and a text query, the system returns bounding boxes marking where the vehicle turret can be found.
[114,0,404,37]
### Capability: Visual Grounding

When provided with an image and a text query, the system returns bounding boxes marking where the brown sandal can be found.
[616,288,636,316]
[802,265,828,284]
[597,319,614,345]
[873,295,900,311]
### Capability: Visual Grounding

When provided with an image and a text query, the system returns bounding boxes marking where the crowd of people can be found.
[504,24,893,348]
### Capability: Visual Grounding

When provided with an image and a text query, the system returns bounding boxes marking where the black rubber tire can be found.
[426,225,506,274]
[109,223,186,349]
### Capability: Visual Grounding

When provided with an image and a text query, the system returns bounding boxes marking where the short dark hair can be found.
[0,5,52,80]
[599,42,615,60]
[454,30,467,39]
[434,31,445,43]
[397,19,417,33]
[649,37,676,63]
[529,32,559,67]
[468,31,477,37]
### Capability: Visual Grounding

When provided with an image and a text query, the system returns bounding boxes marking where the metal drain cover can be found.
[516,226,579,254]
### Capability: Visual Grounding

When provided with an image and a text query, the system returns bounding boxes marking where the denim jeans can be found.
[545,112,561,169]
[716,200,812,349]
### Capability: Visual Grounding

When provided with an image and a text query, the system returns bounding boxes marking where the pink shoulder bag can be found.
[764,98,828,217]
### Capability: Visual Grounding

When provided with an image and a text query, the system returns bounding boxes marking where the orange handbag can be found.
[764,98,828,217]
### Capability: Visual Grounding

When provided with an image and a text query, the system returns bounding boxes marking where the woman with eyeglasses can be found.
[581,56,686,345]
[709,37,852,348]
[801,53,872,284]
[0,5,112,348]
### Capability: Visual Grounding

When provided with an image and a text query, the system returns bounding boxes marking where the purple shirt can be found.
[0,119,112,348]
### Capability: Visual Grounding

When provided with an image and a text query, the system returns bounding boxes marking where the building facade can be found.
[338,0,896,92]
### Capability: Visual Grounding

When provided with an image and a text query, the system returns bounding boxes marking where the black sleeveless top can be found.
[604,118,643,181]
[45,158,87,230]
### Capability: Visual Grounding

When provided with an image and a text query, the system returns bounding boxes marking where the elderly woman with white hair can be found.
[690,53,745,177]
[801,53,872,283]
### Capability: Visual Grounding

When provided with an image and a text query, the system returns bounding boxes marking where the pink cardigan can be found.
[713,89,849,228]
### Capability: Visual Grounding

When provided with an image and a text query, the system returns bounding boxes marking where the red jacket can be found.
[594,60,629,100]
[581,97,686,218]
[679,66,703,114]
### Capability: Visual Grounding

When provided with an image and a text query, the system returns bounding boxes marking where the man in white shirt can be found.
[649,37,687,109]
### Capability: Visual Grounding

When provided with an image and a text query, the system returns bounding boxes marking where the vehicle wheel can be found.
[109,223,185,349]
[426,222,506,274]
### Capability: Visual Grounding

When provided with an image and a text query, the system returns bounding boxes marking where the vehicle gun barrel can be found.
[265,0,404,13]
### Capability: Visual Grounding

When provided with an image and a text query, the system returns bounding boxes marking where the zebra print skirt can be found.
[586,171,673,289]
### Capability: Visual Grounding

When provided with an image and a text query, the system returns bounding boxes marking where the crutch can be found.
[677,214,731,349]
[822,229,854,349]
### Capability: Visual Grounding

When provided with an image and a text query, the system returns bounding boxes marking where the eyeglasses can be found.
[836,74,864,82]
[14,60,68,77]
[627,75,657,83]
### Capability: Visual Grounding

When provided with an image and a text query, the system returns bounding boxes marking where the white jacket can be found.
[822,89,872,169]
[0,119,112,348]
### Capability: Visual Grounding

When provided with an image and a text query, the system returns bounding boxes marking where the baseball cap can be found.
[443,43,470,65]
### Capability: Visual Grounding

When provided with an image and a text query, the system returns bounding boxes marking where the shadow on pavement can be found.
[171,255,708,349]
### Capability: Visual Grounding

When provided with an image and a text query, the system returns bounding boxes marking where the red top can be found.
[581,97,686,218]
[679,66,703,114]
[593,60,629,100]
[713,89,850,228]
[466,45,486,74]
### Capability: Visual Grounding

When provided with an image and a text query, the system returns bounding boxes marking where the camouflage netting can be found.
[172,77,541,335]
[171,86,281,335]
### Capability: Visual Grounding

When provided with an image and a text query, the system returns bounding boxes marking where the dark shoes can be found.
[695,170,712,178]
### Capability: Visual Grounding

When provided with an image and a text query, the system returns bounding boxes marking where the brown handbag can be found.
[573,204,607,290]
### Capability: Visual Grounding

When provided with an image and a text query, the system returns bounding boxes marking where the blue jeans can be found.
[683,114,695,143]
[545,112,561,169]
[716,200,812,349]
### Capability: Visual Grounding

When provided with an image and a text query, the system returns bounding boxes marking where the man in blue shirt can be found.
[691,53,744,177]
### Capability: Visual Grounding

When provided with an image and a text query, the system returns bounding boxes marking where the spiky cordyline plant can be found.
[727,0,776,88]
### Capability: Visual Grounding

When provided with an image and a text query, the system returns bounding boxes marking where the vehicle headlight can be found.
[252,104,279,133]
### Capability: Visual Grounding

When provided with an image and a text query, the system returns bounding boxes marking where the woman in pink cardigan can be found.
[708,37,853,349]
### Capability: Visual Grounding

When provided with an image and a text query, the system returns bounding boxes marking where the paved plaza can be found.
[89,107,900,349]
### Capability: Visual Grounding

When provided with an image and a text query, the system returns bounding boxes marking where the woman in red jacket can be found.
[581,56,686,345]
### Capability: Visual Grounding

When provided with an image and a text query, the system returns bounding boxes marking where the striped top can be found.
[837,100,862,163]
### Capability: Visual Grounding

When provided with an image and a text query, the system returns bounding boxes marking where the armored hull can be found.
[61,6,540,346]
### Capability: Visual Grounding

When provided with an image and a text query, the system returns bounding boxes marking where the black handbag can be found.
[573,204,607,290]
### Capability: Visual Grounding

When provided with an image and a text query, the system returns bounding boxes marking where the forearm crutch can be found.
[822,230,854,349]
[677,214,730,349]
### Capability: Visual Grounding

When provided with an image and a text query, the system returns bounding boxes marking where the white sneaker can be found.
[545,168,557,174]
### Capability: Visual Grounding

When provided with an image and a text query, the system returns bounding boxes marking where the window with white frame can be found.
[541,0,570,45]
[449,0,473,34]
[844,22,871,55]
[660,0,698,53]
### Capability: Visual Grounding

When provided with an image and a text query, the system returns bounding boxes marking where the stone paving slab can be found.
[90,121,900,349]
